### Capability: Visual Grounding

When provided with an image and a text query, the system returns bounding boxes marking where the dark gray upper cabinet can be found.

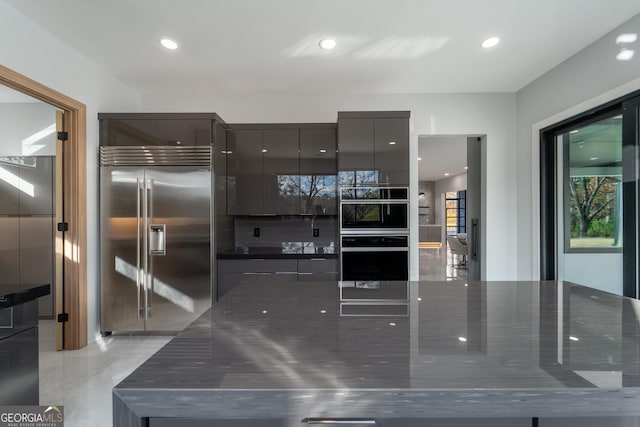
[299,128,337,215]
[264,129,300,215]
[101,118,212,147]
[338,112,410,187]
[226,125,339,216]
[227,129,263,215]
[228,128,300,215]
[374,118,410,186]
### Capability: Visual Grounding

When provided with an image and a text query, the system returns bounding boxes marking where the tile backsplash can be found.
[234,216,338,253]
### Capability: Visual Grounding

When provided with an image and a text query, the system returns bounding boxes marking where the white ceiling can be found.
[4,0,640,95]
[418,136,468,182]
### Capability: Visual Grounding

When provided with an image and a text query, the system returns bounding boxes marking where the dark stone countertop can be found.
[217,245,338,260]
[0,284,50,310]
[113,280,640,425]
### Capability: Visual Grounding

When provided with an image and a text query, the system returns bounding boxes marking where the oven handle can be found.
[341,247,408,252]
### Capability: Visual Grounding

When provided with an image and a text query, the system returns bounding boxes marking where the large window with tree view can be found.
[564,113,622,250]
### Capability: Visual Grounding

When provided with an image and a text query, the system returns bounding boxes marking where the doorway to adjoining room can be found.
[417,135,483,281]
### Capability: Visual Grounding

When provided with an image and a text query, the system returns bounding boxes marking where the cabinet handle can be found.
[310,258,326,261]
[303,419,376,425]
[242,272,259,275]
[275,271,297,275]
[298,272,313,275]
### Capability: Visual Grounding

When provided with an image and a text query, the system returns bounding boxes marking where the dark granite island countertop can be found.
[113,281,640,426]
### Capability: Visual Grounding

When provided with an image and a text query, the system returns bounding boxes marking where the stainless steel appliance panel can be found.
[0,217,20,287]
[340,235,409,281]
[19,157,54,215]
[100,167,145,332]
[0,161,20,215]
[144,167,211,331]
[339,186,409,234]
[19,216,54,317]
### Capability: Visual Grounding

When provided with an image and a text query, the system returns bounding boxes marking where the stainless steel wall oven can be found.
[340,235,409,281]
[339,186,408,234]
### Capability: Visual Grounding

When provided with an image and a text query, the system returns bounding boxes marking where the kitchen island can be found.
[113,280,640,426]
[0,283,50,405]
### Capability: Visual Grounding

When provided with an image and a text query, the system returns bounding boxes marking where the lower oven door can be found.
[341,248,408,281]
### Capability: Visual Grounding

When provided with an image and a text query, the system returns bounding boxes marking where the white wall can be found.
[0,102,58,156]
[0,1,141,341]
[141,92,517,281]
[516,13,640,284]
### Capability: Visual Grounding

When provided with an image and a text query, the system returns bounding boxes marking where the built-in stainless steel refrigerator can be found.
[100,146,212,333]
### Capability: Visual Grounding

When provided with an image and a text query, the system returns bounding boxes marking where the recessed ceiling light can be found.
[464,166,468,170]
[458,337,467,342]
[481,36,500,48]
[388,141,397,145]
[261,149,268,153]
[175,141,182,145]
[319,149,327,153]
[616,33,638,44]
[160,38,178,50]
[569,336,580,342]
[570,130,579,134]
[417,157,422,161]
[319,38,336,50]
[590,157,599,161]
[617,48,635,61]
[444,172,450,176]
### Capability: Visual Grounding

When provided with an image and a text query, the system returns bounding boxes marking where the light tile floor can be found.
[38,321,171,427]
[419,245,468,281]
[34,247,462,427]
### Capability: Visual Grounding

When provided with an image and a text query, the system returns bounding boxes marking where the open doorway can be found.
[418,135,483,281]
[0,65,87,350]
[0,84,63,352]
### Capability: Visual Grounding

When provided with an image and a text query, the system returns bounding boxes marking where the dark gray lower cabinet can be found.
[297,258,338,281]
[0,300,39,405]
[217,259,298,298]
[217,258,338,298]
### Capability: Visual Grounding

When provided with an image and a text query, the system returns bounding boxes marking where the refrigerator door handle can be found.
[136,177,142,321]
[143,178,149,321]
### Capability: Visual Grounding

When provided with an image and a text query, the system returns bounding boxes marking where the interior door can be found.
[144,166,212,331]
[54,110,63,350]
[466,136,482,280]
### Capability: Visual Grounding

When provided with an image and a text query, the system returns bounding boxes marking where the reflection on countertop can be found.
[114,280,640,422]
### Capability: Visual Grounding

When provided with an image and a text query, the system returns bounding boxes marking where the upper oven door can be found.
[340,201,408,233]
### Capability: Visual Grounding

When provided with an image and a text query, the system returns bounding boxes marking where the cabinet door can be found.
[20,216,54,316]
[300,129,337,215]
[108,119,211,147]
[227,130,263,215]
[263,129,299,215]
[374,118,409,186]
[0,217,19,286]
[298,258,339,281]
[338,118,374,186]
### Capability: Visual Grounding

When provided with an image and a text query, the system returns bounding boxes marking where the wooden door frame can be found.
[0,65,87,349]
